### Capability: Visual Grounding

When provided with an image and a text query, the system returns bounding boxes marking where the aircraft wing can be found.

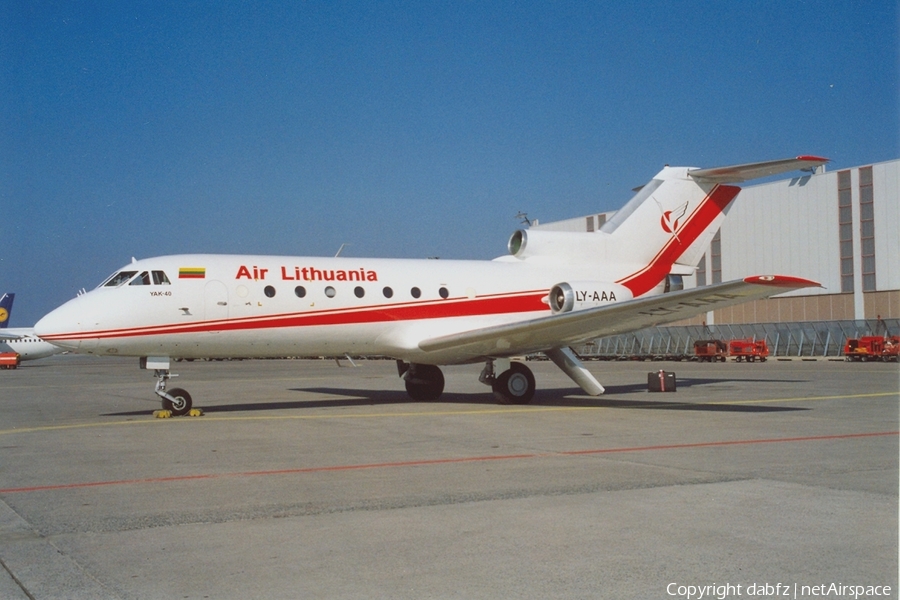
[688,156,829,183]
[0,331,24,341]
[419,276,819,360]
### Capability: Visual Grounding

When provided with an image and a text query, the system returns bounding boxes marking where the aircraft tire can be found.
[493,362,535,405]
[163,388,193,416]
[404,364,444,401]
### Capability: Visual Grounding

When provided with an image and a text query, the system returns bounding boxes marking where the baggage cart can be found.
[693,340,726,362]
[0,352,20,369]
[728,338,769,362]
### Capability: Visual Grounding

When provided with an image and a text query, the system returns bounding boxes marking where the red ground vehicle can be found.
[728,339,769,362]
[883,337,900,361]
[693,340,727,362]
[0,352,20,369]
[844,336,900,362]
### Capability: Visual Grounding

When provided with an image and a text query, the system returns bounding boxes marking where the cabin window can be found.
[129,272,152,286]
[294,286,306,298]
[439,287,449,299]
[411,287,421,299]
[103,271,138,287]
[264,286,276,298]
[354,286,365,298]
[324,286,336,298]
[152,271,171,285]
[383,287,393,298]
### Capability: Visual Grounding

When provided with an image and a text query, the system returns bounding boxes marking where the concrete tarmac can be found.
[0,355,897,599]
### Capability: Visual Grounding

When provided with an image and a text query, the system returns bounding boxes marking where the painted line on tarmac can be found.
[710,391,898,406]
[0,391,895,437]
[1,430,896,495]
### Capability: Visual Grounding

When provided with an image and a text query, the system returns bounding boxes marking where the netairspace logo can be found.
[666,582,893,600]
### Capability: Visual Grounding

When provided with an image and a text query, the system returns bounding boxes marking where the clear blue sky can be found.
[3,1,898,326]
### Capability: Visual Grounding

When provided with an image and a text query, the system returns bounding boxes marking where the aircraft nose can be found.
[33,311,51,337]
[34,301,83,350]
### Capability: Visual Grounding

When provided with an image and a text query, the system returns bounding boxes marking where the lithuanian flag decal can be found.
[178,267,206,279]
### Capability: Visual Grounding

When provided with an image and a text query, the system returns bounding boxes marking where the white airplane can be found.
[35,156,828,415]
[0,293,65,361]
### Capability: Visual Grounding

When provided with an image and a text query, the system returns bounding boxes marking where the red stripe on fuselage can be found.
[41,290,549,342]
[617,184,740,297]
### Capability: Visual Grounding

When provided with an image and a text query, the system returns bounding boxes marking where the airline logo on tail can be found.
[0,293,13,327]
[659,200,689,235]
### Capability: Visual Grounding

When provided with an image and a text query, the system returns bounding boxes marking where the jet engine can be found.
[548,282,633,314]
[508,229,610,260]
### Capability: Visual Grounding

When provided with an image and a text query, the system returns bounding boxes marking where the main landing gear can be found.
[397,362,445,401]
[480,359,536,404]
[397,359,536,404]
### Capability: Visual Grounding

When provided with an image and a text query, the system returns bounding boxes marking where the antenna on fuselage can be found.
[334,243,350,257]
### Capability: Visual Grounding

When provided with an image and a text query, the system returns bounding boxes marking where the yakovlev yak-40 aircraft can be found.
[35,156,827,415]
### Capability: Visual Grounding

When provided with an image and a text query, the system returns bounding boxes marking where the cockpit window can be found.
[101,270,172,287]
[103,271,138,287]
[129,271,152,286]
[152,271,171,285]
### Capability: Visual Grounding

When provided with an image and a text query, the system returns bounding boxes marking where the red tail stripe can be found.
[618,184,740,297]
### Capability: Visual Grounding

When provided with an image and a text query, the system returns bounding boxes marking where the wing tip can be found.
[743,275,822,289]
[796,155,830,164]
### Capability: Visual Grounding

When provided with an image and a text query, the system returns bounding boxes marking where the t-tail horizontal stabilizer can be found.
[688,156,829,183]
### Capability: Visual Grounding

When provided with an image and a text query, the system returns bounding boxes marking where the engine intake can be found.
[508,229,610,260]
[549,283,575,314]
[548,282,632,314]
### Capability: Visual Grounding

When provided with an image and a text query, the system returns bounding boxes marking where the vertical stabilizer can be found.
[596,156,829,298]
[0,293,14,328]
[601,168,740,297]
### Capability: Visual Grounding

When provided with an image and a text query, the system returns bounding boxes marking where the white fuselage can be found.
[34,252,641,364]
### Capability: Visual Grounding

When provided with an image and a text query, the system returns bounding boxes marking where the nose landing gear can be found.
[141,356,200,417]
[154,369,193,416]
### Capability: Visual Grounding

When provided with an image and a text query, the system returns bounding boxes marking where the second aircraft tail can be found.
[0,293,14,328]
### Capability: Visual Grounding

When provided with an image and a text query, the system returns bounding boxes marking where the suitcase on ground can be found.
[648,370,676,392]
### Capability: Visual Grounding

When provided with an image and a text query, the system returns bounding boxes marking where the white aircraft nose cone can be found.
[34,303,82,350]
[33,312,57,338]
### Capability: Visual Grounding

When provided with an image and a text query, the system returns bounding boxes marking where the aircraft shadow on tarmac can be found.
[103,376,808,416]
